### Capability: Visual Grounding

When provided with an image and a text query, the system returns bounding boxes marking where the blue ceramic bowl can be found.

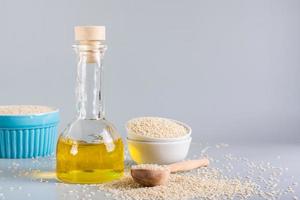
[0,110,59,158]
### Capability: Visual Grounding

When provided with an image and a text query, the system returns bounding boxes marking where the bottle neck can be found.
[74,42,106,120]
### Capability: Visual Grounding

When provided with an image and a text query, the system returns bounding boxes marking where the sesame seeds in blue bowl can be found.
[0,105,59,158]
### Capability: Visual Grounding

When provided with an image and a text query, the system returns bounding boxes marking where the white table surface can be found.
[0,142,299,200]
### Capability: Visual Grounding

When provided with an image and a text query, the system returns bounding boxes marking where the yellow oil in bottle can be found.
[56,136,124,184]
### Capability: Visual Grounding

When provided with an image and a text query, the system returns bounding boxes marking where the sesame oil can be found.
[56,137,124,183]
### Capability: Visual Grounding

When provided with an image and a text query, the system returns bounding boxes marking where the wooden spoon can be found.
[131,158,209,187]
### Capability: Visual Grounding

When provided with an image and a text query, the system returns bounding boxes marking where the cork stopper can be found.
[75,26,106,41]
[74,26,105,63]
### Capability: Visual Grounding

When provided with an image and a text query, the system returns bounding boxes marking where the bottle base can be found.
[56,169,123,184]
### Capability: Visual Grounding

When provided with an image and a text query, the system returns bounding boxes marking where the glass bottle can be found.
[56,26,124,184]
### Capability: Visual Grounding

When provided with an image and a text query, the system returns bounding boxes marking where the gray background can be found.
[0,0,299,144]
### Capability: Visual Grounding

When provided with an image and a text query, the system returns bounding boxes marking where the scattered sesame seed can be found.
[0,144,298,200]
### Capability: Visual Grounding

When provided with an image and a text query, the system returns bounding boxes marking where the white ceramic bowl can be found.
[126,118,192,142]
[127,137,192,164]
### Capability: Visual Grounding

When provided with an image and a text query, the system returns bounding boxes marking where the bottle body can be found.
[56,119,124,183]
[56,37,124,184]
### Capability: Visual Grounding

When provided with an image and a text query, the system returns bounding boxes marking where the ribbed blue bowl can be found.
[0,110,59,158]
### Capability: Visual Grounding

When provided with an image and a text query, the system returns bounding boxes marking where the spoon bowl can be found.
[131,169,170,187]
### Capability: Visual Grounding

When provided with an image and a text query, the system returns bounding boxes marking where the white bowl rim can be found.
[126,117,192,141]
[127,136,192,144]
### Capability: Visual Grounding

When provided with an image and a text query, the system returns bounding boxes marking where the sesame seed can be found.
[0,105,54,115]
[127,117,188,138]
[131,164,168,171]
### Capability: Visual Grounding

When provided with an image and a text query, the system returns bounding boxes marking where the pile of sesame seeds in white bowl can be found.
[126,117,192,164]
[126,117,191,142]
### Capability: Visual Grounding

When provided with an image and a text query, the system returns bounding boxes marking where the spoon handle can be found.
[168,158,209,173]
